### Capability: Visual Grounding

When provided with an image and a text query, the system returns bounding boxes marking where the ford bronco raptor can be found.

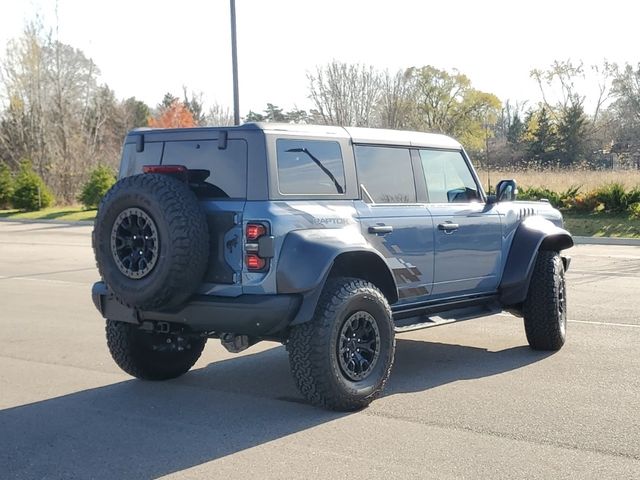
[92,123,572,411]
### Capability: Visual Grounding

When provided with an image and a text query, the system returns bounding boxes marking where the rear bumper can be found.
[92,282,301,337]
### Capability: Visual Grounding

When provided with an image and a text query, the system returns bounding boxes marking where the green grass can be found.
[563,212,640,238]
[0,206,96,222]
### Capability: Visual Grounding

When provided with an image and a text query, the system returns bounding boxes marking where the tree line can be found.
[1,22,640,206]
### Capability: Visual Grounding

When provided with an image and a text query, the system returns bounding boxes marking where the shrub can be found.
[594,182,626,213]
[624,187,640,207]
[569,190,601,212]
[518,185,580,209]
[12,162,54,211]
[0,164,14,208]
[630,202,640,220]
[79,165,116,208]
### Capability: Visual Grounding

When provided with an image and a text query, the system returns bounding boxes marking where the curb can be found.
[0,218,94,227]
[573,236,640,246]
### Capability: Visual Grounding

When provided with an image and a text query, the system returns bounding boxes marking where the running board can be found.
[393,302,502,333]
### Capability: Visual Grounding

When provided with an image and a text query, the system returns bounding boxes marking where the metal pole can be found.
[230,0,240,125]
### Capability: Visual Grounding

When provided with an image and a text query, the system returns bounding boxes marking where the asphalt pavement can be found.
[0,221,639,479]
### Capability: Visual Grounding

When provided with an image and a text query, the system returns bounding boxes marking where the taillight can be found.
[143,165,187,174]
[246,254,266,270]
[245,223,269,271]
[246,223,267,241]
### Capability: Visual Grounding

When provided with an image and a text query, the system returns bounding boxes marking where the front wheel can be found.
[523,251,567,351]
[287,277,395,411]
[106,320,206,380]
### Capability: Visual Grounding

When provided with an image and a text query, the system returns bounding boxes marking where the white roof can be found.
[344,126,461,149]
[255,123,462,149]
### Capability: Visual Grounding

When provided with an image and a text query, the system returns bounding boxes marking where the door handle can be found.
[438,222,459,232]
[368,225,393,234]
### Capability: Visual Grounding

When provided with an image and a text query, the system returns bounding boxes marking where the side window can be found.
[276,139,345,195]
[355,146,416,203]
[420,149,480,203]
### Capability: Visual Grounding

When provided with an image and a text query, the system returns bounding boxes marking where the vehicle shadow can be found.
[0,338,552,479]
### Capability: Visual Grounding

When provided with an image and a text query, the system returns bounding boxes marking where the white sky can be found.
[0,0,638,115]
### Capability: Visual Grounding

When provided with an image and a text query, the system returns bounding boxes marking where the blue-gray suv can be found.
[92,123,573,411]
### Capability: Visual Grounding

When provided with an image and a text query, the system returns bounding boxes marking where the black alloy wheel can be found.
[337,311,381,381]
[110,207,159,279]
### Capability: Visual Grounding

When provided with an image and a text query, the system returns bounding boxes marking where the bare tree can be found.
[0,22,48,174]
[205,102,234,126]
[0,20,122,202]
[531,59,614,124]
[307,61,381,127]
[377,69,414,129]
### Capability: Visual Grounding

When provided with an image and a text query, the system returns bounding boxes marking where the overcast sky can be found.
[0,0,637,115]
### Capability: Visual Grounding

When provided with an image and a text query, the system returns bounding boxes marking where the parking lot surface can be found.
[0,221,639,479]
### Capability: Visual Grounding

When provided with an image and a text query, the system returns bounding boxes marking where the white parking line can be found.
[568,319,640,328]
[0,276,90,286]
[497,312,639,328]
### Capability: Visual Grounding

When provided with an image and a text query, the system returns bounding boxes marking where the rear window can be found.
[162,139,247,198]
[276,139,345,195]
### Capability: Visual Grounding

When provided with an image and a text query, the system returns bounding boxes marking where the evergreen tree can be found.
[507,113,524,144]
[78,164,115,208]
[244,110,265,122]
[0,163,14,208]
[556,102,589,166]
[264,103,287,122]
[12,161,54,211]
[527,107,557,167]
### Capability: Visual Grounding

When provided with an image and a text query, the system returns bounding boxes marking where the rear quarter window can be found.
[276,139,345,195]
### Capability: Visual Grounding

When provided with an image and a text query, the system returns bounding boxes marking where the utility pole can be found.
[230,0,240,125]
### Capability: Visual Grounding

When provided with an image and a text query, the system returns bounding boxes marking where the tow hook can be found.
[221,333,251,353]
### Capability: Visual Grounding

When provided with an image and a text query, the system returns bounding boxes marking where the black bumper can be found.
[92,282,302,337]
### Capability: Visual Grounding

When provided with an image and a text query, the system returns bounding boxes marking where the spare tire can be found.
[93,173,209,310]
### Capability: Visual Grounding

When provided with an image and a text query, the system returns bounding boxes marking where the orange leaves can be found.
[148,100,196,128]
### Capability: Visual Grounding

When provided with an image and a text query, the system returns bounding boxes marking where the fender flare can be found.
[499,216,573,306]
[276,229,398,325]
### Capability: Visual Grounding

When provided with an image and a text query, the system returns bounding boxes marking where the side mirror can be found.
[496,179,518,202]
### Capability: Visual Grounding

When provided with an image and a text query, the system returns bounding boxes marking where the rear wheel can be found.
[106,320,206,380]
[287,277,395,411]
[523,250,567,351]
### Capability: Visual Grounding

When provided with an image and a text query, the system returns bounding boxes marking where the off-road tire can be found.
[287,277,395,411]
[93,173,209,310]
[106,320,206,380]
[523,250,567,351]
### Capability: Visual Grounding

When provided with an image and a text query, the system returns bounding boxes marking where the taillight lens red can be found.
[246,254,266,270]
[143,165,187,174]
[246,223,266,241]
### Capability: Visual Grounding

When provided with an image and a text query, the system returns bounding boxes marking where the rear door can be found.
[354,145,435,305]
[417,148,502,297]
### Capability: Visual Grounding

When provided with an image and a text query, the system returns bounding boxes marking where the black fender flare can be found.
[499,216,573,306]
[276,229,398,325]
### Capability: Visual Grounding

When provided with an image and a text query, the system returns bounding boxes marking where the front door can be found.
[417,148,502,297]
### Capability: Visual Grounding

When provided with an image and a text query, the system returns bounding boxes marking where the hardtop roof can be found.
[128,122,462,150]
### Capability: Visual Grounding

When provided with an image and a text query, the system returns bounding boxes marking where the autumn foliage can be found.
[148,100,196,128]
